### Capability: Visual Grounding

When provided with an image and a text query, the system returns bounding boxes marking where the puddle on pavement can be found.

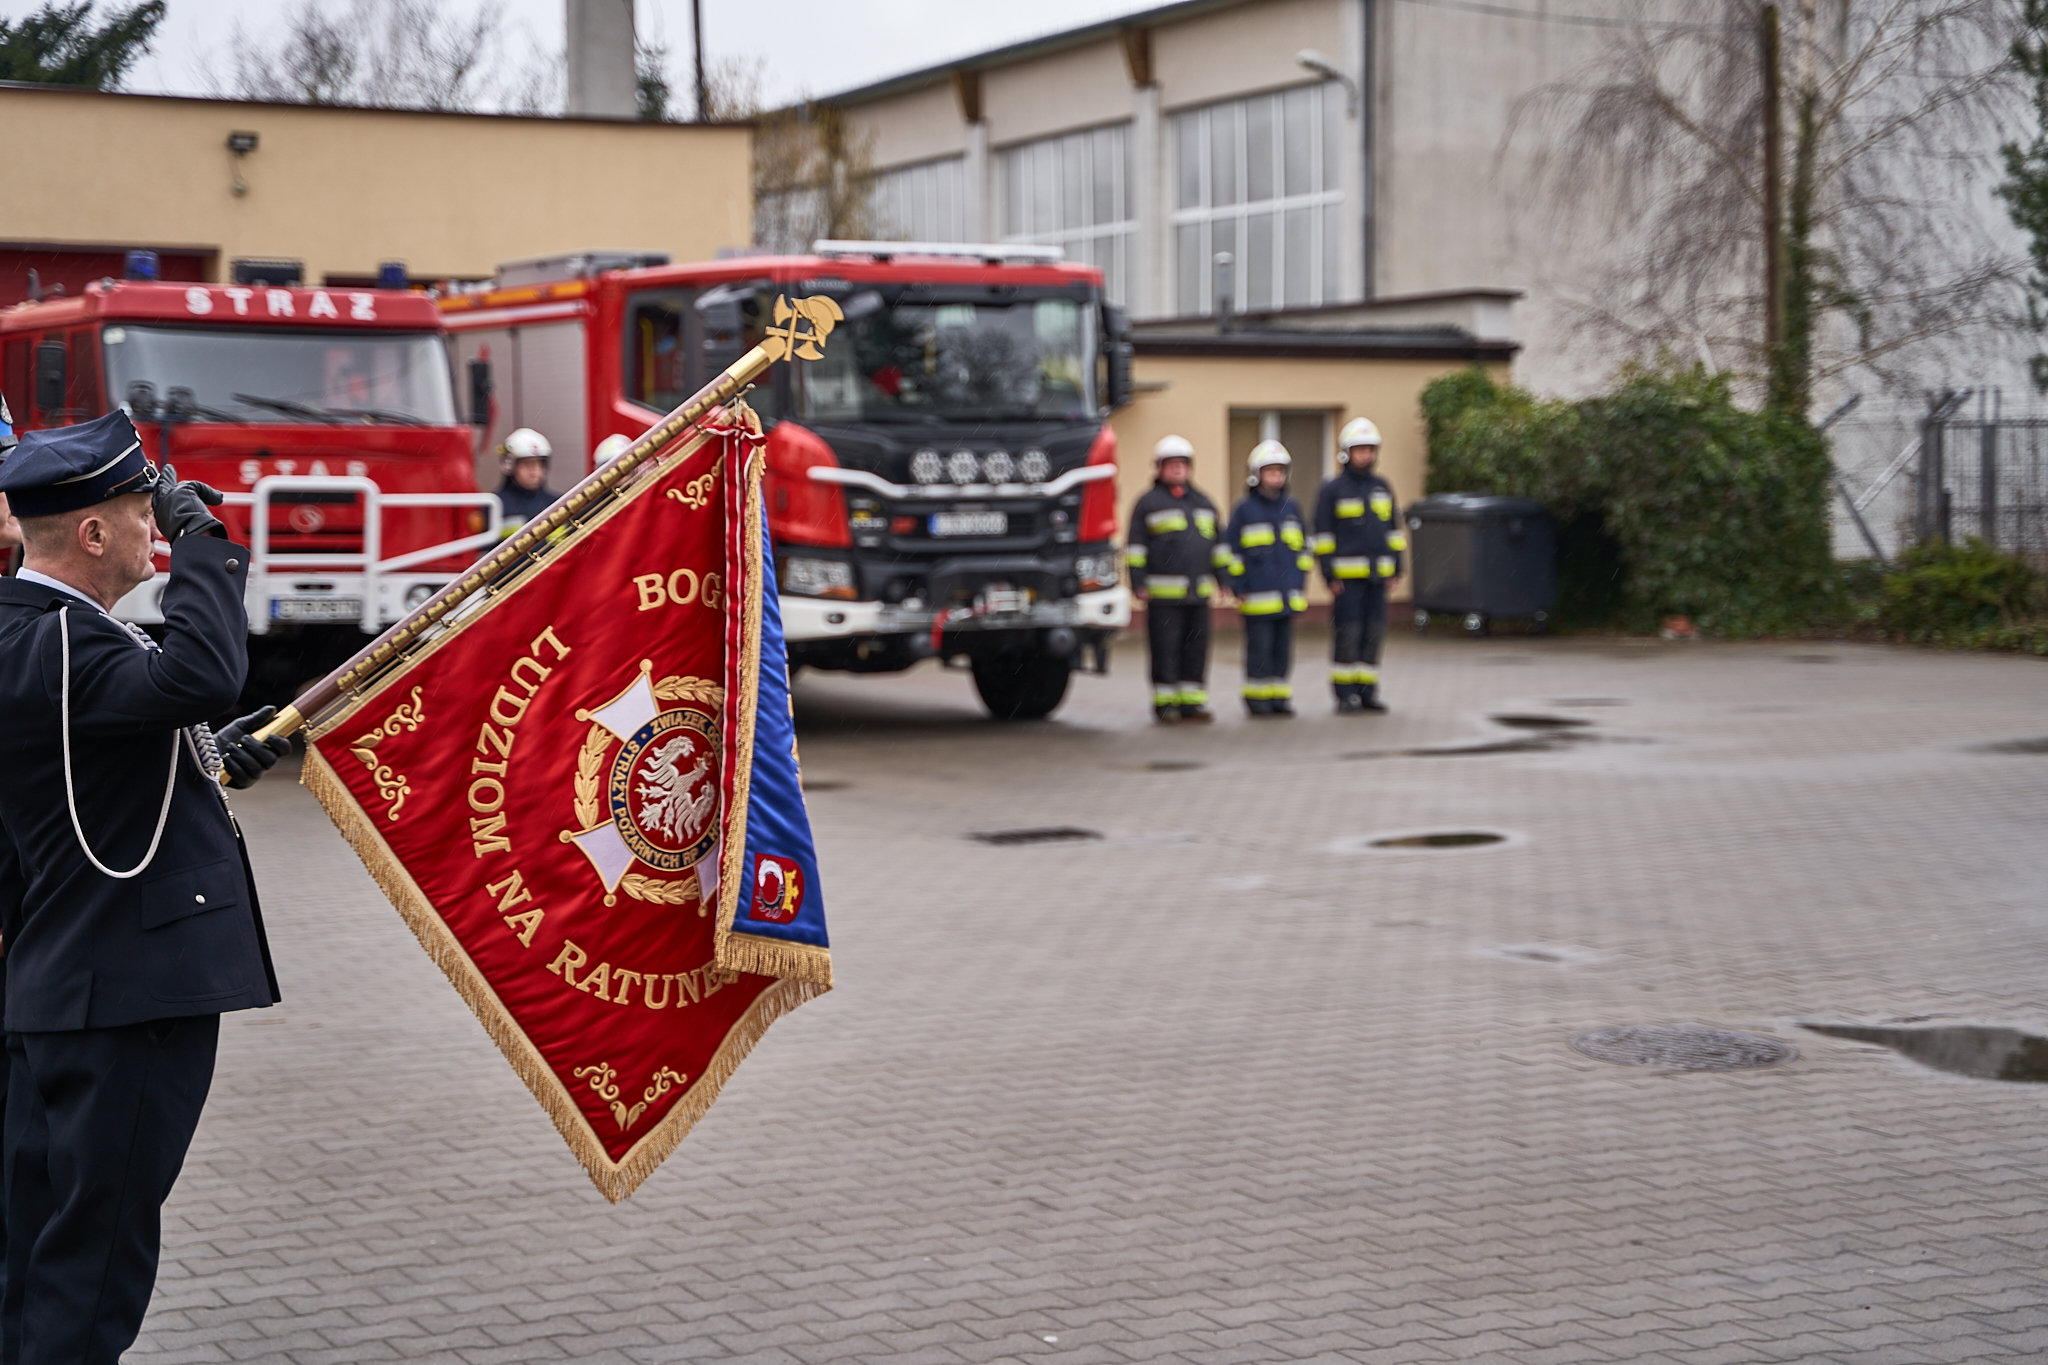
[801,779,851,792]
[1970,737,2048,755]
[1370,831,1506,849]
[969,826,1104,846]
[1143,759,1205,771]
[1787,654,1839,664]
[1802,1023,2048,1082]
[1501,946,1563,962]
[1489,713,1593,731]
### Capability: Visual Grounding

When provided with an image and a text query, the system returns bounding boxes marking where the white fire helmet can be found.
[499,427,552,467]
[1338,417,1382,450]
[592,433,633,465]
[1247,439,1291,476]
[1153,434,1196,465]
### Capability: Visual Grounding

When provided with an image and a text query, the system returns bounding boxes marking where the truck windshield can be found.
[799,293,1095,423]
[101,325,457,425]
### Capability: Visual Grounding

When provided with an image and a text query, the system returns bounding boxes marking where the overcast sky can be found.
[2,0,1160,107]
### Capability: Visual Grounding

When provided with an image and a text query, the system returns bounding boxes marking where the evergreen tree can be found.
[0,1,164,89]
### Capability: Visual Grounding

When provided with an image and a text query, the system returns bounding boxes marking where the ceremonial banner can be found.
[298,407,830,1200]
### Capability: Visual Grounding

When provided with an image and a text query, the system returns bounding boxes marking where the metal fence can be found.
[1829,398,2048,562]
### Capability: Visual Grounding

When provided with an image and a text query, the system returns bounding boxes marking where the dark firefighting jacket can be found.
[1125,481,1227,602]
[1313,466,1407,585]
[1223,488,1312,617]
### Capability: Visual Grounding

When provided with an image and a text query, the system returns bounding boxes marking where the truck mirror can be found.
[1100,303,1134,411]
[467,358,492,427]
[694,282,765,383]
[33,340,66,417]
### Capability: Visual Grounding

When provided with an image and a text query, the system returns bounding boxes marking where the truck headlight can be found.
[1074,553,1120,591]
[782,557,857,599]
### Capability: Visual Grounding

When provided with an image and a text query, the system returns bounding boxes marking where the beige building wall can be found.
[0,86,752,285]
[1150,0,1345,110]
[1109,352,1508,603]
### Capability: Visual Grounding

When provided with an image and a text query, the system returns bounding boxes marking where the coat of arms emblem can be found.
[563,662,724,909]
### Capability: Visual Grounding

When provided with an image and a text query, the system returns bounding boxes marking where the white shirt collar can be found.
[14,568,111,616]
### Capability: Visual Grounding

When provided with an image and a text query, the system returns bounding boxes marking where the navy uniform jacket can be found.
[0,535,279,1032]
[1223,489,1313,617]
[1313,467,1408,585]
[1125,482,1228,602]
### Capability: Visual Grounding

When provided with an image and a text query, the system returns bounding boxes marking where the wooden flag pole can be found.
[229,294,842,769]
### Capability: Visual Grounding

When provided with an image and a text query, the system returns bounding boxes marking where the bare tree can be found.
[211,0,531,114]
[1520,0,2025,413]
[705,59,878,250]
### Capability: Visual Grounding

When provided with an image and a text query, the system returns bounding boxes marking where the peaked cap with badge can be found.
[0,409,156,516]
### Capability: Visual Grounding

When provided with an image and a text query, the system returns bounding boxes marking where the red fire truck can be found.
[441,244,1133,719]
[0,277,497,701]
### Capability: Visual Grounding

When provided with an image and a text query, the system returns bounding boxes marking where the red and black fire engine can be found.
[1,271,496,701]
[441,243,1133,719]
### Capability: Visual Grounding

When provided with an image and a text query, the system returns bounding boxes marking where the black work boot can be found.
[1358,686,1389,713]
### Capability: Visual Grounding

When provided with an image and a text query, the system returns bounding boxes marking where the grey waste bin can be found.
[1407,493,1554,636]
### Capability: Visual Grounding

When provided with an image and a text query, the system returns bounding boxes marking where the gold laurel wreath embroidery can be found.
[571,676,726,910]
[665,454,727,512]
[347,686,424,822]
[572,1062,690,1132]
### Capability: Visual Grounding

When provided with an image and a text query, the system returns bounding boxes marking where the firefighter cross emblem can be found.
[563,662,725,911]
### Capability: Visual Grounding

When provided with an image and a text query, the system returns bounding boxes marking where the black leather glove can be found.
[216,705,292,789]
[150,462,226,542]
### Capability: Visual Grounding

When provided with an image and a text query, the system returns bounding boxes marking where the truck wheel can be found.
[971,651,1071,721]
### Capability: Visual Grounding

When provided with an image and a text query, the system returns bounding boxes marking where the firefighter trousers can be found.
[1331,579,1387,701]
[1146,601,1210,708]
[1242,616,1294,710]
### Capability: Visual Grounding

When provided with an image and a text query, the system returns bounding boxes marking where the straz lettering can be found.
[468,626,571,857]
[545,940,734,1007]
[632,569,722,612]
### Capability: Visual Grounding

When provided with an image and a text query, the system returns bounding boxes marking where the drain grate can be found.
[1571,1026,1795,1071]
[1370,831,1505,849]
[1490,713,1592,731]
[970,826,1104,846]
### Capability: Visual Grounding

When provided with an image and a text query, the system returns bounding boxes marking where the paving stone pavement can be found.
[128,632,2048,1365]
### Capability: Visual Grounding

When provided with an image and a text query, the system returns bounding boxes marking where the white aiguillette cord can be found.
[59,605,179,880]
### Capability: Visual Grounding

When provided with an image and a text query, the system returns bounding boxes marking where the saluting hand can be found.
[150,463,227,543]
[216,705,293,789]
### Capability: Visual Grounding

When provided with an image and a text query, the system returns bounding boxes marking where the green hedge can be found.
[1421,365,1838,636]
[1874,538,2045,649]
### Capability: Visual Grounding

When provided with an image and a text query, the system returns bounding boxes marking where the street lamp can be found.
[1296,49,1358,117]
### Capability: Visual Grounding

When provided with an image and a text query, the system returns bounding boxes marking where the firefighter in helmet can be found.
[494,427,555,537]
[1314,417,1406,713]
[1223,440,1312,716]
[1126,434,1227,723]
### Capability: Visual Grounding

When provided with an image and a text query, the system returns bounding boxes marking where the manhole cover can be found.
[1370,831,1506,849]
[1490,714,1592,731]
[1972,737,2048,755]
[1571,1026,1795,1071]
[970,826,1104,846]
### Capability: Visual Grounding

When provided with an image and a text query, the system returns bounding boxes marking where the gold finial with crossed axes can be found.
[761,295,843,362]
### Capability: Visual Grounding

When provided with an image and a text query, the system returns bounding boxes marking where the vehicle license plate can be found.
[982,586,1030,615]
[929,511,1006,538]
[272,596,364,623]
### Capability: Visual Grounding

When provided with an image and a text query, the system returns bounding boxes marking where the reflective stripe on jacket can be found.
[1126,480,1222,596]
[1314,467,1405,584]
[1225,489,1310,616]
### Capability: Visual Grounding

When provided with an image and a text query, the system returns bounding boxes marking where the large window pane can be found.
[1283,86,1313,198]
[1211,218,1236,307]
[1092,126,1118,226]
[1246,96,1276,203]
[1211,102,1239,207]
[1246,211,1275,310]
[1002,152,1024,236]
[1177,222,1203,315]
[1175,112,1201,211]
[1283,206,1312,306]
[1323,201,1343,299]
[1323,83,1344,191]
[1062,133,1086,231]
[1031,146,1056,236]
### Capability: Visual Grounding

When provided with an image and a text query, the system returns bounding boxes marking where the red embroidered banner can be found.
[300,412,827,1200]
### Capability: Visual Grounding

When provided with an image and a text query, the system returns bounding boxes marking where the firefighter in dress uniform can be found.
[1314,417,1407,713]
[1125,435,1228,724]
[0,412,290,1365]
[1222,440,1313,716]
[493,427,557,536]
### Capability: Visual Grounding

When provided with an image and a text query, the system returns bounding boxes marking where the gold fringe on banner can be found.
[302,747,824,1202]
